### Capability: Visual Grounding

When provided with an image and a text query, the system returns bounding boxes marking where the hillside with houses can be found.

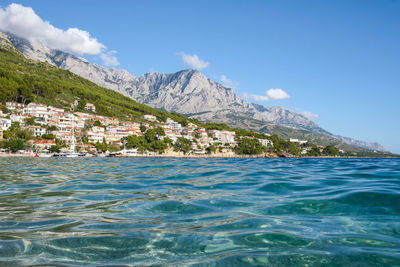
[0,101,281,156]
[0,100,346,157]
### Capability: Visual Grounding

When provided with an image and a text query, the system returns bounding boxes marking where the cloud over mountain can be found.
[220,75,239,89]
[0,3,118,66]
[300,111,319,120]
[100,50,119,67]
[179,52,209,70]
[245,88,290,102]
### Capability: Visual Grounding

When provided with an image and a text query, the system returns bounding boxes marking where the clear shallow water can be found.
[0,158,399,266]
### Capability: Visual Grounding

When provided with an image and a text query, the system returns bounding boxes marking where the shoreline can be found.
[0,153,398,159]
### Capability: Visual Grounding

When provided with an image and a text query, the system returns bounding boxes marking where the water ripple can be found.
[0,158,399,266]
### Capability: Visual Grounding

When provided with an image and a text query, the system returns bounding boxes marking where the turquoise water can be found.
[0,158,399,266]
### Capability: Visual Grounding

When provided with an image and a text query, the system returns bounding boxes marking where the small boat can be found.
[53,152,86,157]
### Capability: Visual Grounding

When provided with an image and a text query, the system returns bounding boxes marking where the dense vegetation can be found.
[123,127,171,154]
[235,138,266,155]
[0,43,189,124]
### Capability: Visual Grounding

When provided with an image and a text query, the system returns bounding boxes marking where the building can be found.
[54,112,75,130]
[34,139,56,151]
[144,114,157,122]
[28,126,47,137]
[289,138,308,145]
[104,116,119,126]
[74,112,92,120]
[209,130,236,144]
[54,129,75,146]
[48,106,64,114]
[85,103,96,112]
[1,118,11,131]
[92,115,105,125]
[23,103,48,119]
[6,102,25,110]
[86,126,105,143]
[76,143,97,153]
[258,138,273,147]
[10,114,26,125]
[166,118,182,130]
[0,128,3,140]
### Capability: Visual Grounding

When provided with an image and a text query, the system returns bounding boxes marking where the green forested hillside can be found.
[0,40,188,125]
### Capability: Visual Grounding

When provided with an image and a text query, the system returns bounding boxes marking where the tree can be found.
[3,122,32,141]
[41,133,55,140]
[155,126,166,137]
[323,145,339,156]
[49,145,60,153]
[163,137,173,145]
[4,138,25,152]
[95,141,108,152]
[81,136,89,144]
[140,124,147,133]
[206,145,217,154]
[144,129,156,143]
[1,105,9,114]
[46,125,58,131]
[308,145,321,156]
[93,120,102,127]
[78,99,87,110]
[174,137,192,154]
[151,140,168,154]
[235,138,266,155]
[24,117,36,126]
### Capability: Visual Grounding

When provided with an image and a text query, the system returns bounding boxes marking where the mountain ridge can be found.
[0,31,386,152]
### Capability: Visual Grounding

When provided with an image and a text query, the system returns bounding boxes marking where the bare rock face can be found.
[1,32,385,151]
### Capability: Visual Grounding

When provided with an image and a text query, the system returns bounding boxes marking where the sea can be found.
[0,158,399,266]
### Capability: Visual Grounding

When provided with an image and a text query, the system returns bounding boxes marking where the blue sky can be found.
[1,0,399,153]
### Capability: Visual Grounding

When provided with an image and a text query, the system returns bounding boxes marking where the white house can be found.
[27,126,47,137]
[10,114,26,125]
[85,103,96,112]
[86,126,105,143]
[23,103,48,119]
[34,139,56,151]
[209,130,236,144]
[259,138,273,147]
[6,102,25,111]
[289,138,308,145]
[1,118,11,131]
[144,114,157,122]
[166,118,182,130]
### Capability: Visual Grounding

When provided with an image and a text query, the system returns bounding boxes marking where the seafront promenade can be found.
[0,152,282,158]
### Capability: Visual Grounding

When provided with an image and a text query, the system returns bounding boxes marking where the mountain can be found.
[0,33,191,126]
[1,31,386,152]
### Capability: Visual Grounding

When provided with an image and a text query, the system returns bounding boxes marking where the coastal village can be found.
[0,101,286,157]
[0,100,345,158]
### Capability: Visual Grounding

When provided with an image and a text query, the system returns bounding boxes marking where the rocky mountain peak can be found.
[1,31,386,152]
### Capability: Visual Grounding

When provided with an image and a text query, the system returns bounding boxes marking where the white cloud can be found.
[0,3,105,55]
[244,88,290,102]
[265,88,290,100]
[300,111,319,120]
[220,75,239,89]
[179,52,209,70]
[100,50,119,67]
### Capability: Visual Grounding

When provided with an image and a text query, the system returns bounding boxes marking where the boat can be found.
[53,152,85,157]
